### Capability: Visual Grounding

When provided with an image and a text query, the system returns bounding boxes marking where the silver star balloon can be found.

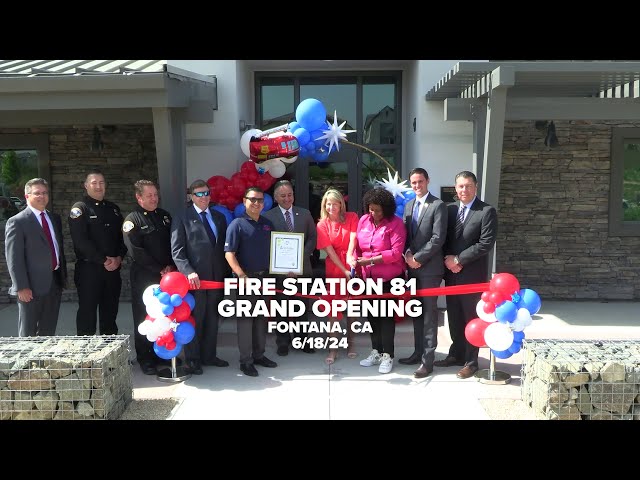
[376,168,413,199]
[315,110,356,153]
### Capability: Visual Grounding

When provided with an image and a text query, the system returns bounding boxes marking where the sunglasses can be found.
[245,197,265,204]
[192,191,210,197]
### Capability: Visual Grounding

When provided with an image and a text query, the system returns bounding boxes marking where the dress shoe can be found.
[140,361,157,376]
[253,356,277,368]
[185,360,203,375]
[433,356,465,367]
[277,346,289,356]
[456,365,479,379]
[240,363,259,377]
[302,346,315,354]
[202,357,229,367]
[398,353,422,365]
[414,364,433,378]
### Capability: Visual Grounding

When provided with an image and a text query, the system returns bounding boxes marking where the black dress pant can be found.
[75,261,121,336]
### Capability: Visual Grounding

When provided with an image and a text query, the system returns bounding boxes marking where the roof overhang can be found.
[0,63,218,124]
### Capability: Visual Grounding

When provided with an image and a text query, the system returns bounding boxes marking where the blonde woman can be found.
[316,189,358,364]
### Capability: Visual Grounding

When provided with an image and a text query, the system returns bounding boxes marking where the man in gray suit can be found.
[263,180,317,356]
[171,179,230,375]
[401,168,447,378]
[5,178,67,336]
[436,170,497,379]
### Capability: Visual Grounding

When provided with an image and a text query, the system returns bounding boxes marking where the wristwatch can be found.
[453,256,460,265]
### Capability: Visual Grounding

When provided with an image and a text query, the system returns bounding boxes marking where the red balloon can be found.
[169,302,191,321]
[184,316,196,327]
[145,314,154,322]
[489,291,506,306]
[483,301,496,314]
[490,273,520,297]
[465,318,489,348]
[481,291,491,302]
[160,272,190,297]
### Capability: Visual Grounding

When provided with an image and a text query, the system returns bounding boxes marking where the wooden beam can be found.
[505,97,640,120]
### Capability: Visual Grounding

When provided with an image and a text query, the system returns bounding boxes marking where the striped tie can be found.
[285,210,294,232]
[455,205,466,238]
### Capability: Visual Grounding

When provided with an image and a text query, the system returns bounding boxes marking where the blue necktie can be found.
[455,205,466,238]
[200,211,217,245]
[411,200,421,235]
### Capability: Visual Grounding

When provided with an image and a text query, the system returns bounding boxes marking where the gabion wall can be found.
[521,339,640,420]
[0,336,132,420]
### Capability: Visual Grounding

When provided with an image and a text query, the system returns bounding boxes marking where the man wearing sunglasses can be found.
[225,187,278,377]
[171,179,230,375]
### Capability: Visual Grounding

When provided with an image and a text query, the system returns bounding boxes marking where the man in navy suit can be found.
[171,179,230,375]
[401,168,447,378]
[5,178,67,336]
[435,171,497,379]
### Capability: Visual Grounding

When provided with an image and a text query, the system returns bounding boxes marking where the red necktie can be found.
[40,212,57,270]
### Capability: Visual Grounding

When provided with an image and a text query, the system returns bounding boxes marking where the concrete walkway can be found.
[1,300,638,419]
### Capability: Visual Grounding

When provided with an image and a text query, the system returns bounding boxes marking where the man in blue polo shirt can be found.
[225,187,279,377]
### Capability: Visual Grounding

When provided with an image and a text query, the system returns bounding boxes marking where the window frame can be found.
[609,127,640,236]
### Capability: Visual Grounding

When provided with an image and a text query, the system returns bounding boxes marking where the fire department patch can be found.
[70,207,82,219]
[122,220,135,233]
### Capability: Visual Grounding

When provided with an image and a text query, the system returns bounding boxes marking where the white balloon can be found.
[142,284,160,307]
[269,161,287,178]
[138,319,154,335]
[153,316,172,335]
[511,308,532,332]
[484,322,514,351]
[279,155,298,164]
[145,298,164,319]
[476,300,498,323]
[240,129,263,158]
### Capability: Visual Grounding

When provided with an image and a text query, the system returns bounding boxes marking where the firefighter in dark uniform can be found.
[69,171,127,336]
[122,180,175,375]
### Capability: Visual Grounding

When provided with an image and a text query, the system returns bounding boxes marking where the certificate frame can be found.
[269,231,304,275]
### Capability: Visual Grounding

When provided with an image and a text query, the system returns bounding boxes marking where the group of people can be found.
[4,167,496,381]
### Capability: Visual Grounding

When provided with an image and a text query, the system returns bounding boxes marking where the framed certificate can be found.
[269,231,304,275]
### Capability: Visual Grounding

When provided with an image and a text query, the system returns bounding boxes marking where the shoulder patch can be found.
[70,207,83,219]
[122,220,135,233]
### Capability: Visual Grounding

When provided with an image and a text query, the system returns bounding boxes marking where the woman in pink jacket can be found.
[351,188,407,374]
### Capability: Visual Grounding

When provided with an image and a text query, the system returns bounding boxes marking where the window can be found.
[609,127,640,236]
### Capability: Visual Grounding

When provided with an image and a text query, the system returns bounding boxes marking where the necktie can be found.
[284,210,294,232]
[411,200,421,235]
[455,205,466,238]
[199,211,217,245]
[40,212,57,270]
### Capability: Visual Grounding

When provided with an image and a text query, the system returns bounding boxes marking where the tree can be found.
[1,151,19,185]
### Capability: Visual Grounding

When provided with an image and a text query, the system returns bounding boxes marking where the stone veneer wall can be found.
[498,120,640,300]
[0,125,158,304]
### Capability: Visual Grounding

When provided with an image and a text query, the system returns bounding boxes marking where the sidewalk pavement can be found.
[1,300,639,420]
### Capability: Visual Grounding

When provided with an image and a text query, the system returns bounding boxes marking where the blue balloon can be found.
[516,288,541,315]
[183,292,196,310]
[156,291,171,305]
[154,342,182,360]
[403,191,416,201]
[234,203,246,218]
[292,127,311,147]
[212,205,234,226]
[491,348,513,359]
[512,331,525,343]
[507,342,522,355]
[296,98,327,131]
[263,193,273,211]
[170,294,183,307]
[161,304,174,316]
[315,149,329,162]
[395,195,405,206]
[494,300,517,323]
[174,321,196,345]
[288,121,301,132]
[395,204,404,217]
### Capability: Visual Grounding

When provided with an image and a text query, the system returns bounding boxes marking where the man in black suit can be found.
[5,178,67,336]
[171,179,230,375]
[400,168,447,378]
[263,180,317,356]
[435,171,497,379]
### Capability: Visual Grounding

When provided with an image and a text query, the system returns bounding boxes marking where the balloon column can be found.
[137,272,197,360]
[464,273,542,359]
